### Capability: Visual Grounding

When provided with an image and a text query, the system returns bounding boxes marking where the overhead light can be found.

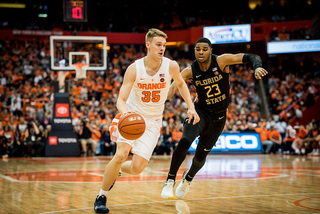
[166,41,185,46]
[96,44,109,50]
[38,14,48,18]
[0,3,26,8]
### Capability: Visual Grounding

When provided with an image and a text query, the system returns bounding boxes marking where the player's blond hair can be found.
[145,28,167,43]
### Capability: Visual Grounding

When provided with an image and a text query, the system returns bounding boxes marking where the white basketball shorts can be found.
[116,115,162,161]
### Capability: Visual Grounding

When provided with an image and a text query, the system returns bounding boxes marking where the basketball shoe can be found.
[94,195,109,213]
[161,179,175,199]
[175,170,191,198]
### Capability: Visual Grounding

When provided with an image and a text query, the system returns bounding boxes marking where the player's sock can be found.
[99,189,108,197]
[167,173,176,181]
[185,173,193,182]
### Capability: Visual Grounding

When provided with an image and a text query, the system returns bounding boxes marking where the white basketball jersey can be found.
[126,57,172,118]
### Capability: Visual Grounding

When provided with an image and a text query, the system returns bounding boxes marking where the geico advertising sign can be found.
[203,24,251,44]
[189,133,262,152]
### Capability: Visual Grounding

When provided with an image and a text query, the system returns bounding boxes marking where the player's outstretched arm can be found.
[217,53,268,79]
[242,53,268,79]
[116,64,136,115]
[169,61,199,125]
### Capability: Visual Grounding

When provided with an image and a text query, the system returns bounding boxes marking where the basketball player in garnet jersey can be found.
[161,37,268,199]
[94,28,200,213]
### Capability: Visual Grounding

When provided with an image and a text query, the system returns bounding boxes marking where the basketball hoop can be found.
[72,63,88,79]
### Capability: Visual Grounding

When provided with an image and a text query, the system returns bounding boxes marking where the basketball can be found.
[118,112,146,140]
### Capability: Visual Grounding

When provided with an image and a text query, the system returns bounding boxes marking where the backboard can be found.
[50,36,107,71]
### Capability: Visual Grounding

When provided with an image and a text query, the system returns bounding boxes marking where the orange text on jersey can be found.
[137,82,167,90]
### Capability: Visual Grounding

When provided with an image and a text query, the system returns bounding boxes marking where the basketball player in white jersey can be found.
[94,28,200,213]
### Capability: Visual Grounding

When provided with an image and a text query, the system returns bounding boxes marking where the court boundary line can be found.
[0,174,21,182]
[5,167,320,183]
[1,175,288,183]
[0,172,288,183]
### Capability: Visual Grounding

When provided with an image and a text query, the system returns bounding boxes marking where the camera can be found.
[27,122,34,129]
[81,116,89,125]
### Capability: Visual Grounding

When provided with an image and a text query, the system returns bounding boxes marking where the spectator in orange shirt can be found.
[292,125,307,155]
[89,123,101,155]
[72,83,82,97]
[172,124,183,149]
[255,121,274,154]
[104,78,113,92]
[41,83,52,94]
[267,125,282,154]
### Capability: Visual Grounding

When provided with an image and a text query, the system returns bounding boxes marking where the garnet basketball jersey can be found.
[126,57,171,117]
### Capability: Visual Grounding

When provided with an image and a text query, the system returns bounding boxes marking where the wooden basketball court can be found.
[1,154,319,213]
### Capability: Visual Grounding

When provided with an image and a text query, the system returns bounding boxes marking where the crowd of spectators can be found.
[269,25,313,41]
[1,36,320,158]
[0,0,319,32]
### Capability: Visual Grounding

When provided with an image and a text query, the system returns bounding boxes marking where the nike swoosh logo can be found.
[218,116,225,120]
[196,75,202,78]
[204,148,211,151]
[140,78,146,80]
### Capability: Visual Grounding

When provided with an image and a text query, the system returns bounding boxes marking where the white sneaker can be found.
[175,170,191,199]
[161,179,175,199]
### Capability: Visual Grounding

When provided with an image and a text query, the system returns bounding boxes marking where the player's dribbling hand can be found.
[187,109,200,125]
[254,67,268,79]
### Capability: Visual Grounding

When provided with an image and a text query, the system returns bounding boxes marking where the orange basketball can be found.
[118,112,146,140]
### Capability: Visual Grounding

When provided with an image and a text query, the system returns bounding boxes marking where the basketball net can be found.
[72,63,89,79]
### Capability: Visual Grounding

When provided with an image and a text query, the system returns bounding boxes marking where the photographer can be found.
[78,117,98,156]
[24,120,45,157]
[100,124,114,156]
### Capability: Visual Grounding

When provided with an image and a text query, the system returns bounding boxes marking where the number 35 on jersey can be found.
[137,82,167,103]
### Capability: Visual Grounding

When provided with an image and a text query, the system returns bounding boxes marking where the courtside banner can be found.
[189,133,262,154]
[52,93,73,132]
[46,92,80,157]
[267,40,320,54]
[203,24,251,44]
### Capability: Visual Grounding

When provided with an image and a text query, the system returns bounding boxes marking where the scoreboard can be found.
[63,0,87,22]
